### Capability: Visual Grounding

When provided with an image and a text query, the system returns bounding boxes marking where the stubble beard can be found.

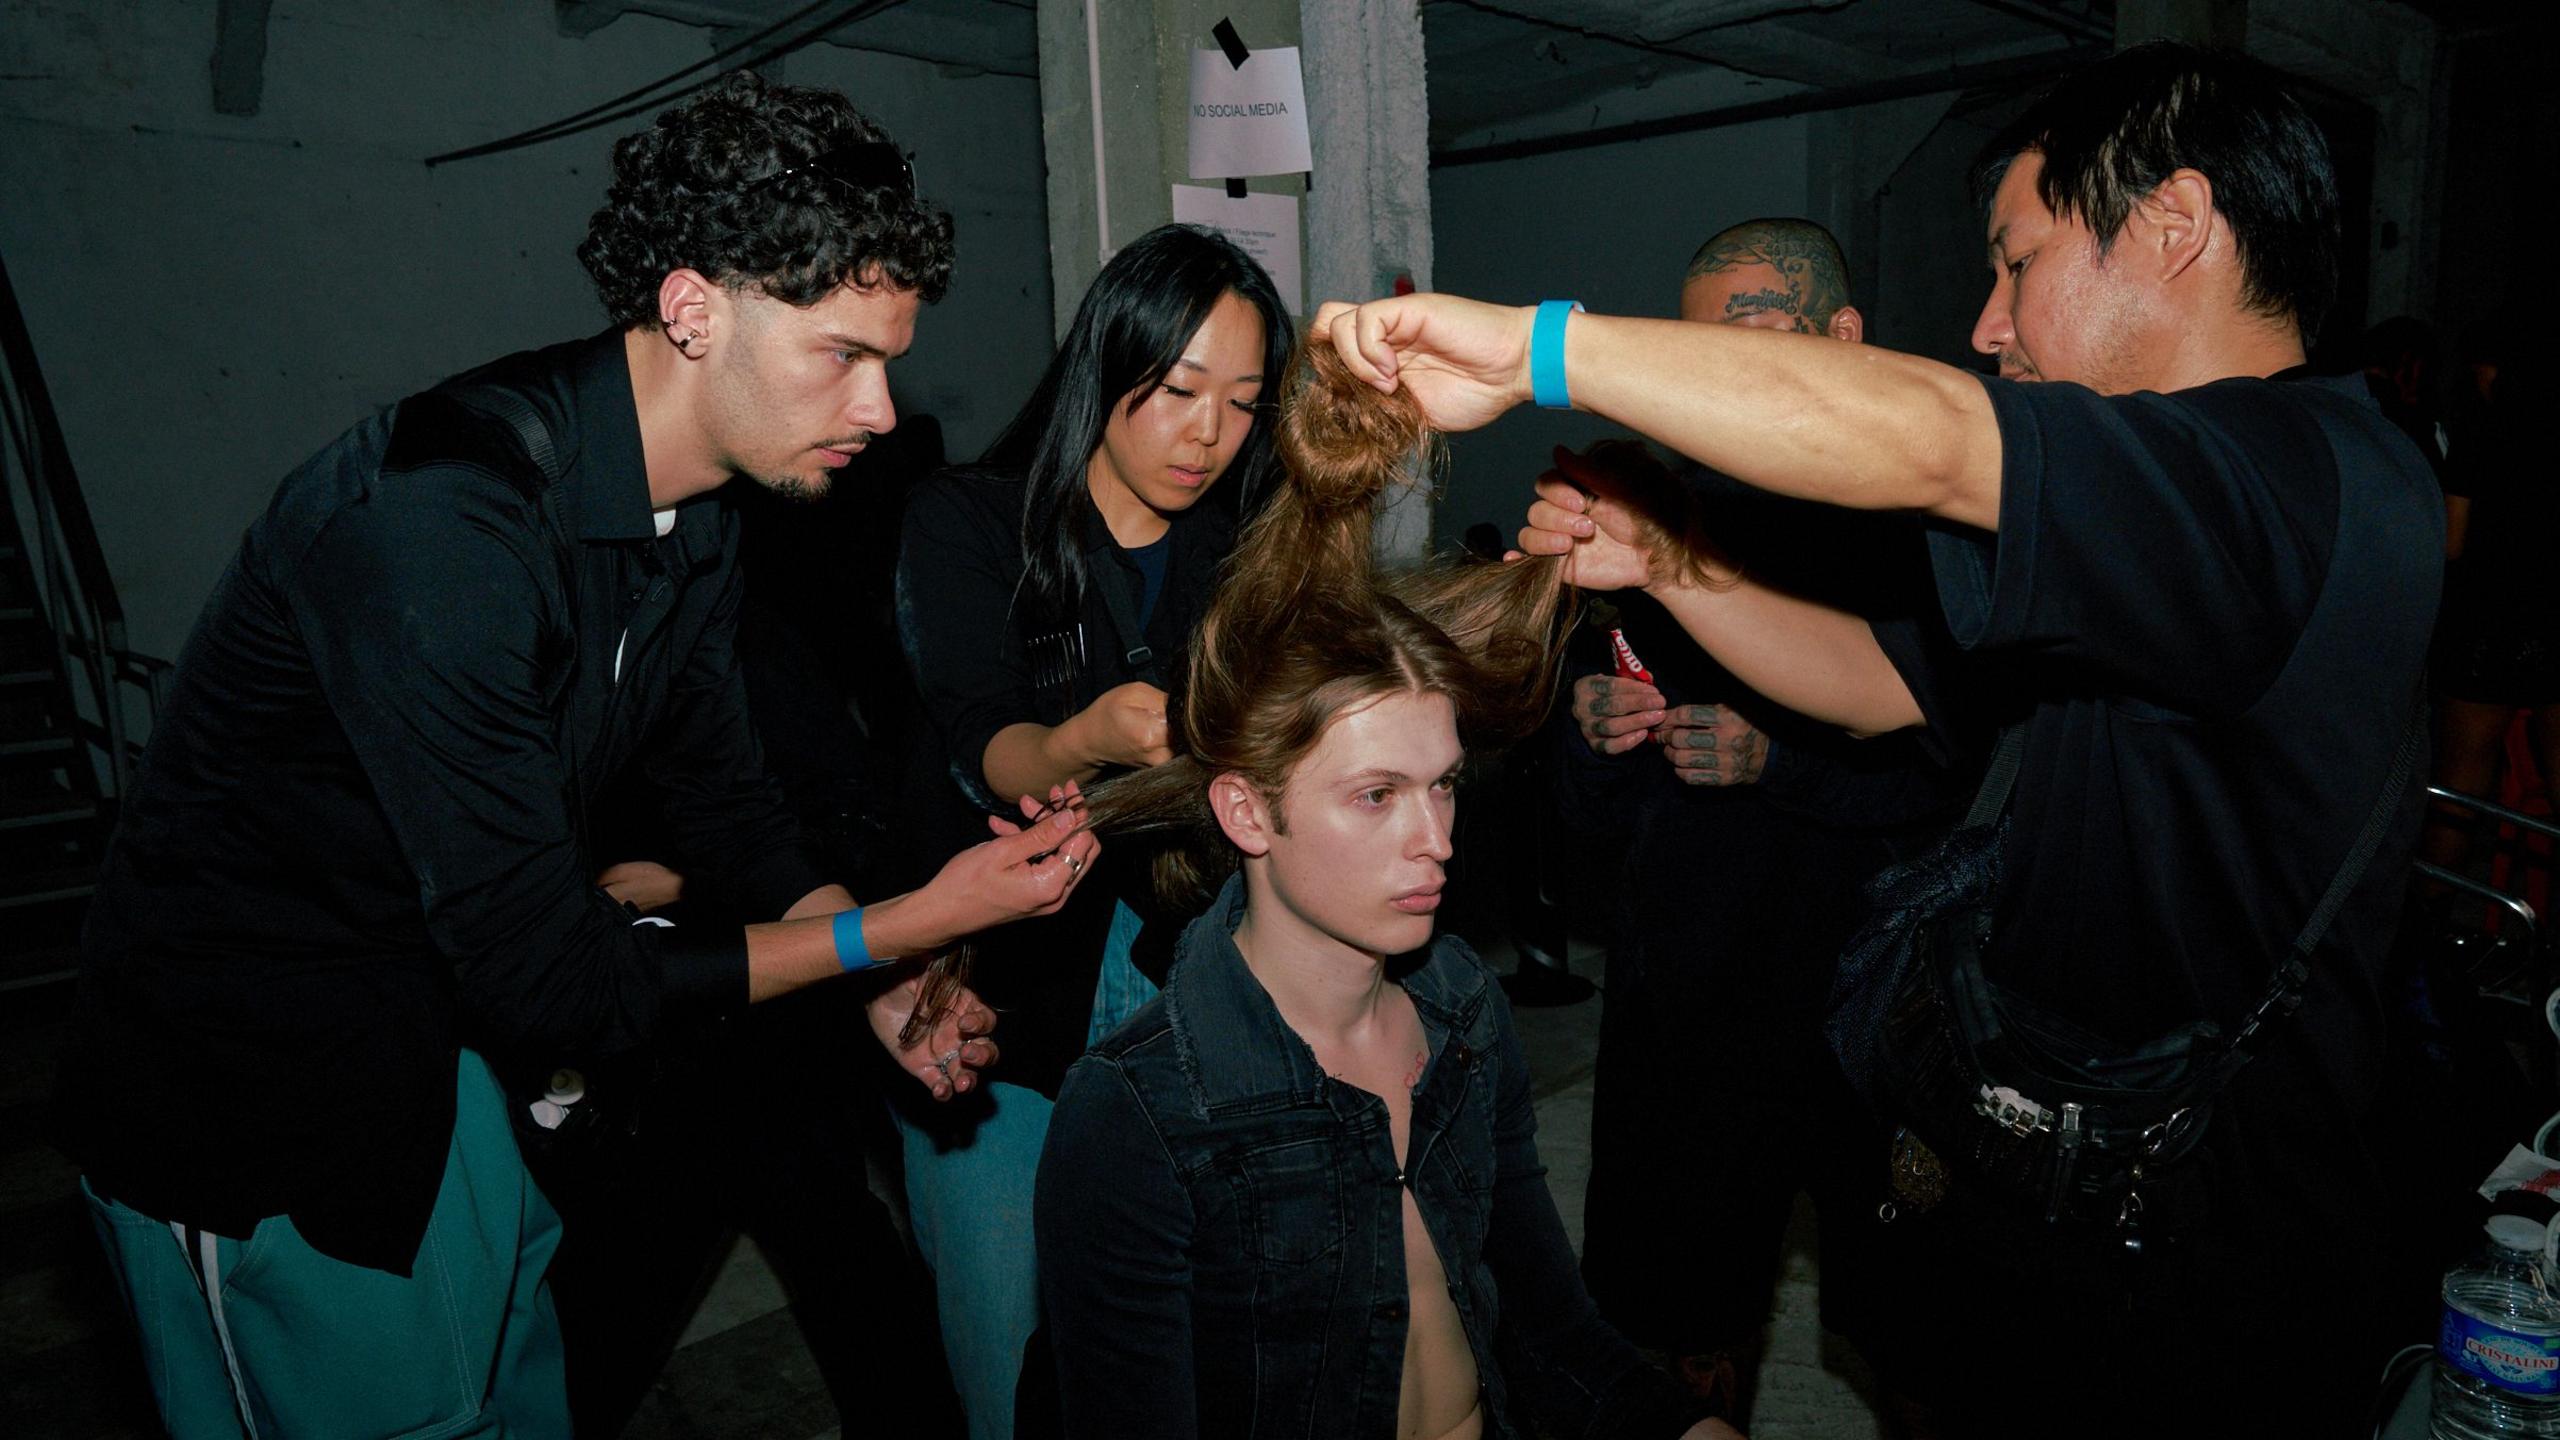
[751,466,829,502]
[707,339,844,503]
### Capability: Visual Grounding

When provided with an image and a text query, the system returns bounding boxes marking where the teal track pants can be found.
[83,1049,568,1439]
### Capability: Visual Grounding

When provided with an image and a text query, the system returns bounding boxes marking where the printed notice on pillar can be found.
[1172,185,1302,315]
[1187,46,1313,180]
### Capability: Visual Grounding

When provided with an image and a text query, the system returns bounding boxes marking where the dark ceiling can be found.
[543,0,2523,164]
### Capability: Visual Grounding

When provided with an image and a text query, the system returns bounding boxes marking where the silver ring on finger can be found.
[1065,853,1083,876]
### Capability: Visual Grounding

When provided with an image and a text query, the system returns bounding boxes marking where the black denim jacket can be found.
[1036,877,1710,1440]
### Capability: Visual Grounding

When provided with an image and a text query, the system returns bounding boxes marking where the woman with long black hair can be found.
[891,222,1292,1438]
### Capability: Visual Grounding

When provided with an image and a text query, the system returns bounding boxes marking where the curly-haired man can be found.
[56,72,1098,1438]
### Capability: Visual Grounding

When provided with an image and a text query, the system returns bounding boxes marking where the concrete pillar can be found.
[2362,47,2446,322]
[2239,0,2443,325]
[1034,0,1304,339]
[1300,0,1433,557]
[1299,0,1432,306]
[1036,0,1437,555]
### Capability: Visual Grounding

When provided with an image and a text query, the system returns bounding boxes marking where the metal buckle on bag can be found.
[1974,1083,2055,1137]
[1880,1126,1953,1222]
[2137,1106,2196,1158]
[2040,1102,2086,1224]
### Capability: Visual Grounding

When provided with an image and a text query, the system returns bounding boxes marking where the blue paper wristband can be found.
[1530,300,1582,410]
[833,907,881,972]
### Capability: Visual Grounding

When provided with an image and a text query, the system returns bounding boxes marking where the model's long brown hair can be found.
[900,339,1576,1043]
[1079,338,1573,895]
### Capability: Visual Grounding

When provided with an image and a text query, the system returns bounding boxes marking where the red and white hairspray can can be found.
[1609,627,1654,685]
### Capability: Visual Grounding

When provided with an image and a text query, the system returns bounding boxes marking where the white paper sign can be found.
[1187,46,1313,180]
[1172,184,1302,316]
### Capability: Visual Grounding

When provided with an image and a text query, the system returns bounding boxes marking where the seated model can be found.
[1030,342,1741,1440]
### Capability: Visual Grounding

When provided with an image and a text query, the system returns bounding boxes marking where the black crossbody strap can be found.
[452,387,563,485]
[1091,556,1163,686]
[1964,690,2415,953]
[2292,698,2428,957]
[1964,724,2029,829]
[2180,698,2427,1104]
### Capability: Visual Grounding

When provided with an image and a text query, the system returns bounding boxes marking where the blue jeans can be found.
[84,1049,567,1439]
[892,901,1158,1440]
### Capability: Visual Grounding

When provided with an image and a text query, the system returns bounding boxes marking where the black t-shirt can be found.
[1127,531,1171,631]
[1873,370,2441,1236]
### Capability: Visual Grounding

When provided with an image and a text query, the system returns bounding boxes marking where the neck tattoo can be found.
[1324,1049,1433,1092]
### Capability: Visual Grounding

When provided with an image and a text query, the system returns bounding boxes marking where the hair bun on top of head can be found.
[1195,337,1437,635]
[1275,339,1433,524]
[1260,336,1570,750]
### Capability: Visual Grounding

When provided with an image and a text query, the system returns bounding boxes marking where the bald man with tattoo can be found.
[1576,220,1871,786]
[1555,219,1964,1425]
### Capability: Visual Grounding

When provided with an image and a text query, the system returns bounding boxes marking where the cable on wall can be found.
[423,0,894,167]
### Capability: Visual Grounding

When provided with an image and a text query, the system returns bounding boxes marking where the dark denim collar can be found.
[1161,874,1497,1115]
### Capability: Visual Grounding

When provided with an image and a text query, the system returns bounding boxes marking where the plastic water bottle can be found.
[2435,1216,2560,1438]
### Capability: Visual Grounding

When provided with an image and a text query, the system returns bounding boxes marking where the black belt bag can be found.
[1828,713,2425,1227]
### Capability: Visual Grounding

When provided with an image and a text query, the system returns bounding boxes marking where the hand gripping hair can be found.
[898,339,1576,1044]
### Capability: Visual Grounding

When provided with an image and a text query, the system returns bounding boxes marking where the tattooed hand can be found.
[1573,673,1669,757]
[1657,701,1767,786]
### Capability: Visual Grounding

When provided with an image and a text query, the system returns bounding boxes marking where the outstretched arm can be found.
[1517,447,1922,737]
[1316,294,2002,528]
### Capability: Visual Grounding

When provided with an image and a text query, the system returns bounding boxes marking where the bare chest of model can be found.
[1306,988,1484,1440]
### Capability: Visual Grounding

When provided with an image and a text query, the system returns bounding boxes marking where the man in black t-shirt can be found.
[1315,42,2439,1437]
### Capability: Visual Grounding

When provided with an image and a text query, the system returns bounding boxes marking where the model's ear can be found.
[1211,772,1275,857]
[2139,167,2216,285]
[656,268,719,357]
[1827,303,1865,344]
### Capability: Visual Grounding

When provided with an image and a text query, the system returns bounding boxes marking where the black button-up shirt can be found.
[59,331,826,1274]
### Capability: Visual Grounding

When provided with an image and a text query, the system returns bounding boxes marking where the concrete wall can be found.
[1859,94,2036,370]
[1428,115,1812,548]
[1034,0,1308,339]
[1425,92,2023,547]
[1422,0,2506,544]
[0,0,1051,663]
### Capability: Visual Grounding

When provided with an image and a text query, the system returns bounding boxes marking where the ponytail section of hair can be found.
[1247,335,1575,755]
[901,339,1577,1042]
[1083,338,1578,905]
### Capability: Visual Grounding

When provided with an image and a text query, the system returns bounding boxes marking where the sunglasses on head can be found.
[747,138,916,201]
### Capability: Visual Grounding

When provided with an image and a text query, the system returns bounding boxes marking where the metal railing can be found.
[0,246,167,799]
[2422,780,2560,942]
